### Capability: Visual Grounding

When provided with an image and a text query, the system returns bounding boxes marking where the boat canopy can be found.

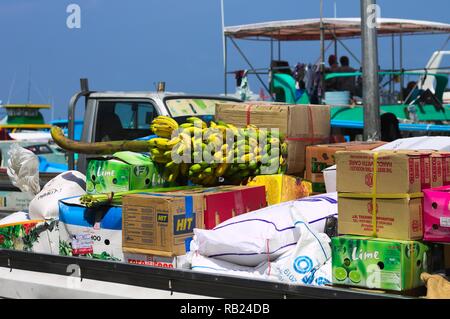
[224,17,450,41]
[1,104,51,109]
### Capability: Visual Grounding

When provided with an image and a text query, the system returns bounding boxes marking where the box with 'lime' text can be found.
[332,236,430,292]
[86,151,166,195]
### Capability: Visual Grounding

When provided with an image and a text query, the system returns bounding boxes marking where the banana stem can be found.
[50,126,150,155]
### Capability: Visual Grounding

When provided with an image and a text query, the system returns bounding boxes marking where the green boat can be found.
[0,104,52,141]
[222,17,450,133]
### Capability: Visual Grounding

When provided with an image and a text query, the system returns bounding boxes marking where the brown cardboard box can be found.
[122,185,267,256]
[215,102,330,174]
[336,151,422,194]
[431,152,445,188]
[440,152,450,186]
[123,252,180,269]
[122,194,204,256]
[305,141,387,193]
[163,185,267,229]
[338,196,423,240]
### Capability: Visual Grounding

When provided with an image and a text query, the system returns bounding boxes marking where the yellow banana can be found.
[186,117,207,129]
[203,167,213,175]
[190,163,202,173]
[213,151,223,162]
[150,148,163,157]
[180,123,194,129]
[154,116,178,128]
[167,136,181,147]
[215,163,229,177]
[149,138,170,149]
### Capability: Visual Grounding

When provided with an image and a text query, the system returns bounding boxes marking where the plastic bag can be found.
[7,143,40,195]
[29,171,86,220]
[274,220,331,285]
[190,193,337,267]
[190,217,332,287]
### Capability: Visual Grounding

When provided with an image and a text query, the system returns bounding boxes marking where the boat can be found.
[0,104,52,141]
[0,103,67,172]
[222,17,450,136]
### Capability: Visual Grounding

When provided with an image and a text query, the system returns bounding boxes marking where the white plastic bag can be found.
[29,171,86,220]
[190,216,332,287]
[7,144,40,195]
[275,220,331,285]
[310,259,332,287]
[190,253,279,281]
[190,193,337,267]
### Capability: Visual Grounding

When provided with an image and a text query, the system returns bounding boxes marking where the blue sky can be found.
[0,0,449,121]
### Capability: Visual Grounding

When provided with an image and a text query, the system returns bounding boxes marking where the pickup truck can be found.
[0,80,439,299]
[0,79,240,214]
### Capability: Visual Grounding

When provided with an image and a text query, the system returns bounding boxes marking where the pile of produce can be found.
[79,185,199,208]
[50,116,287,186]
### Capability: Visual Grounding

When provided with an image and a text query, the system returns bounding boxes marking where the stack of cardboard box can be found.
[121,185,267,268]
[215,102,330,175]
[331,150,447,292]
[305,141,386,193]
[58,151,168,262]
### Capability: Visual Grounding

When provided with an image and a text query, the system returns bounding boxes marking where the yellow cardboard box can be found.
[246,174,312,206]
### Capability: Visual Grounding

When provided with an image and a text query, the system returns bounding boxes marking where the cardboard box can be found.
[440,152,450,185]
[86,151,166,195]
[122,194,203,257]
[338,195,423,240]
[215,102,330,174]
[336,151,422,194]
[246,174,311,206]
[59,196,123,261]
[123,252,190,269]
[0,215,58,254]
[165,185,267,229]
[431,152,445,188]
[306,141,386,193]
[423,186,450,243]
[0,191,34,213]
[122,185,267,256]
[331,236,430,291]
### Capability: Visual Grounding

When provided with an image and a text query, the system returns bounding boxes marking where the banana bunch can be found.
[50,114,289,187]
[150,116,179,138]
[222,126,288,184]
[148,115,288,185]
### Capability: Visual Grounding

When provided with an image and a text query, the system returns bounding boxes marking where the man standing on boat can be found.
[336,56,357,96]
[325,54,339,91]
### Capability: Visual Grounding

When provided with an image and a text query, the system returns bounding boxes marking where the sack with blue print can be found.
[191,192,337,267]
[274,219,331,285]
[310,259,332,287]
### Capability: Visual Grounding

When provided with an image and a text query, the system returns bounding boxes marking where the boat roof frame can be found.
[222,17,450,98]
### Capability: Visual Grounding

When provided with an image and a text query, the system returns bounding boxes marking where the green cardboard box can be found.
[331,235,430,292]
[86,151,166,194]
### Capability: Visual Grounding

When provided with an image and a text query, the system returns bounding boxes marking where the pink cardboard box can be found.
[423,186,450,242]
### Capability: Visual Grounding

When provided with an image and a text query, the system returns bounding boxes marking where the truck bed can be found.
[0,249,416,299]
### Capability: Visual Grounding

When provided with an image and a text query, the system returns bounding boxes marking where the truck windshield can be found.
[164,98,235,120]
